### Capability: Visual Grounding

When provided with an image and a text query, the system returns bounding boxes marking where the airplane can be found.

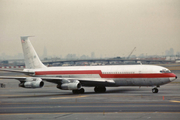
[0,36,177,94]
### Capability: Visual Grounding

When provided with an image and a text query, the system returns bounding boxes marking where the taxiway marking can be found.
[170,100,180,103]
[0,101,175,105]
[1,112,180,115]
[51,95,87,99]
[1,105,180,109]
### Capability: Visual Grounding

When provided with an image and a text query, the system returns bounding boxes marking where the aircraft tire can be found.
[152,88,158,93]
[72,90,78,94]
[94,86,106,93]
[79,88,85,94]
[72,88,85,94]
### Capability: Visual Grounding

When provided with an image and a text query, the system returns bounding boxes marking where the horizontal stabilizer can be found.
[0,69,34,75]
[0,76,27,81]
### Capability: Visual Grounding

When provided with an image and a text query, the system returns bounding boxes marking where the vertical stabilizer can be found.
[21,36,46,69]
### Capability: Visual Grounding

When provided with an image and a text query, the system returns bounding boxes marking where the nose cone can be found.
[169,74,177,82]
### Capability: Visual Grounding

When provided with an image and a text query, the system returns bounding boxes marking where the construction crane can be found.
[127,47,136,59]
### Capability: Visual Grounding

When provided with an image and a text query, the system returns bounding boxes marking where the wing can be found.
[0,76,115,86]
[42,77,115,86]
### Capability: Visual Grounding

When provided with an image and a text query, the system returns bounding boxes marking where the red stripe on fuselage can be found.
[35,70,176,78]
[35,70,101,75]
[101,73,176,78]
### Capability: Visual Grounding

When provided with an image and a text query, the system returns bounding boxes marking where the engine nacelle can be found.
[19,78,44,88]
[57,82,81,90]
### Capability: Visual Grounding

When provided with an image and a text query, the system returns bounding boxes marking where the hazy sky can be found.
[0,0,180,58]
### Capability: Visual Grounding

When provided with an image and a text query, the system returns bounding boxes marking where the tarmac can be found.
[0,70,180,120]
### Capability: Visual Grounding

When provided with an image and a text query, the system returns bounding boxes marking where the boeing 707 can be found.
[0,36,177,94]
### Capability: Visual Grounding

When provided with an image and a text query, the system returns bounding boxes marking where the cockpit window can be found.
[160,69,171,73]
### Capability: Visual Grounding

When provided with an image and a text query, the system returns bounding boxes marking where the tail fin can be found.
[21,36,46,69]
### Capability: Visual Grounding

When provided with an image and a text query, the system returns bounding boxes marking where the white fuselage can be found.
[26,64,177,87]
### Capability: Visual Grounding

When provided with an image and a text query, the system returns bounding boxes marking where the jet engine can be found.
[19,78,44,88]
[57,81,81,90]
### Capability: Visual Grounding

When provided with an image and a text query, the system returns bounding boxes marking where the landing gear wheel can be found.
[72,88,85,94]
[94,86,106,93]
[72,90,78,94]
[152,88,158,93]
[79,88,85,94]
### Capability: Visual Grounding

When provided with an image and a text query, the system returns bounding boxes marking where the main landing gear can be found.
[72,86,107,94]
[72,88,85,94]
[152,87,159,93]
[94,86,106,93]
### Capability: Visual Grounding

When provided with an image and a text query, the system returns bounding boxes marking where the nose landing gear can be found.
[152,88,159,93]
